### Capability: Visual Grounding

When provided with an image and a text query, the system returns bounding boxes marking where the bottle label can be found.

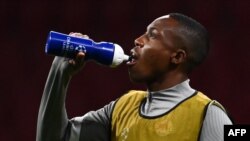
[62,36,87,58]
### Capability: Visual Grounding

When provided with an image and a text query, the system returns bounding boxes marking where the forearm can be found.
[36,61,72,141]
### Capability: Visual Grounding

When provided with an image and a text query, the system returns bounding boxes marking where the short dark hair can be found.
[169,13,210,73]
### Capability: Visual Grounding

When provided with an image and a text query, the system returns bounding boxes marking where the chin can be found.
[128,73,147,83]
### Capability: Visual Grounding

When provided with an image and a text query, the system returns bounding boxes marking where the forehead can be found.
[155,15,171,20]
[147,15,186,48]
[147,15,180,30]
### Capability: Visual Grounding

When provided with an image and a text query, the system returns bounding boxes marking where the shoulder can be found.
[205,101,233,124]
[199,100,233,141]
[121,90,147,97]
[111,90,147,117]
[205,100,233,123]
[113,90,146,103]
[197,92,233,131]
[114,90,147,105]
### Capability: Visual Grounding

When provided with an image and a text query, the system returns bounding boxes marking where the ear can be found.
[170,49,187,64]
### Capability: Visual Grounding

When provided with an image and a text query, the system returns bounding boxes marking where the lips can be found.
[126,52,138,66]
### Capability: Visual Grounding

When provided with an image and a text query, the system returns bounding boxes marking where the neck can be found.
[147,71,188,92]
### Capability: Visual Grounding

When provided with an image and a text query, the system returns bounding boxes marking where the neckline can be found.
[139,91,198,119]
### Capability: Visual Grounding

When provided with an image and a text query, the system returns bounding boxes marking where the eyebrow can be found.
[146,26,160,36]
[146,25,157,31]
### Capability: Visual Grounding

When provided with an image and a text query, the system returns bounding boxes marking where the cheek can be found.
[128,53,156,82]
[128,45,171,83]
[142,49,170,72]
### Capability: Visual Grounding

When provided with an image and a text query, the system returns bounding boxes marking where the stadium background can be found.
[0,0,249,140]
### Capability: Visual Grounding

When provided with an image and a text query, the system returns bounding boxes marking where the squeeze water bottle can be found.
[45,31,129,67]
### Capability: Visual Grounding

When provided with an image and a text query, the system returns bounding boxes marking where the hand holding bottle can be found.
[51,32,89,77]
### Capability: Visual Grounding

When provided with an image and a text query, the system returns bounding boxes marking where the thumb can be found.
[75,52,85,64]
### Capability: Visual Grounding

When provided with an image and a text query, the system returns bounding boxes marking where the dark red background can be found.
[0,0,250,140]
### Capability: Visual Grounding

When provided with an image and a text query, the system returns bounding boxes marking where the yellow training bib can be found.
[111,90,212,141]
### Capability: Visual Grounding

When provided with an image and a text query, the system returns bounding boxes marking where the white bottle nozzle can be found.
[111,44,128,67]
[123,54,129,61]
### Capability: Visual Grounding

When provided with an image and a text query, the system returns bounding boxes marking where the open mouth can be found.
[126,52,138,66]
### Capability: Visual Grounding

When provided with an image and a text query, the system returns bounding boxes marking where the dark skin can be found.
[37,15,194,141]
[37,15,233,141]
[127,16,188,91]
[66,16,189,91]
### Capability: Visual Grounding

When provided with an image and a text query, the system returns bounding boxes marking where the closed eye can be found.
[146,28,159,39]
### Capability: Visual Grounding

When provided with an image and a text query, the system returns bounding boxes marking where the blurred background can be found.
[0,0,249,140]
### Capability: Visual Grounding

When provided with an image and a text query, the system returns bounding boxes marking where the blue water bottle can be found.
[45,31,129,67]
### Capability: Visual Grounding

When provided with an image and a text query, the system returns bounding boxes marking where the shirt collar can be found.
[146,79,196,101]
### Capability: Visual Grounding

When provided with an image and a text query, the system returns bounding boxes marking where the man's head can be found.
[166,13,210,72]
[127,13,209,85]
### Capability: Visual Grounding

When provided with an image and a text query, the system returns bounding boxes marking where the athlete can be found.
[36,13,232,141]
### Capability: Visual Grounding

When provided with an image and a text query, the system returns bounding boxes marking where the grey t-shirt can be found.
[67,80,232,141]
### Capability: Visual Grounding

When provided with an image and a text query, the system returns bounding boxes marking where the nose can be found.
[134,34,144,48]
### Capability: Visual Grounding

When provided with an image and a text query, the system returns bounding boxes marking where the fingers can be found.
[68,59,75,65]
[68,52,85,65]
[69,32,89,39]
[76,52,85,64]
[67,32,88,67]
[76,51,85,58]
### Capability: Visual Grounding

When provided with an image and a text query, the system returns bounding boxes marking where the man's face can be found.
[127,16,181,84]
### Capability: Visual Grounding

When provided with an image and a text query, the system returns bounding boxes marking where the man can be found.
[36,13,232,141]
